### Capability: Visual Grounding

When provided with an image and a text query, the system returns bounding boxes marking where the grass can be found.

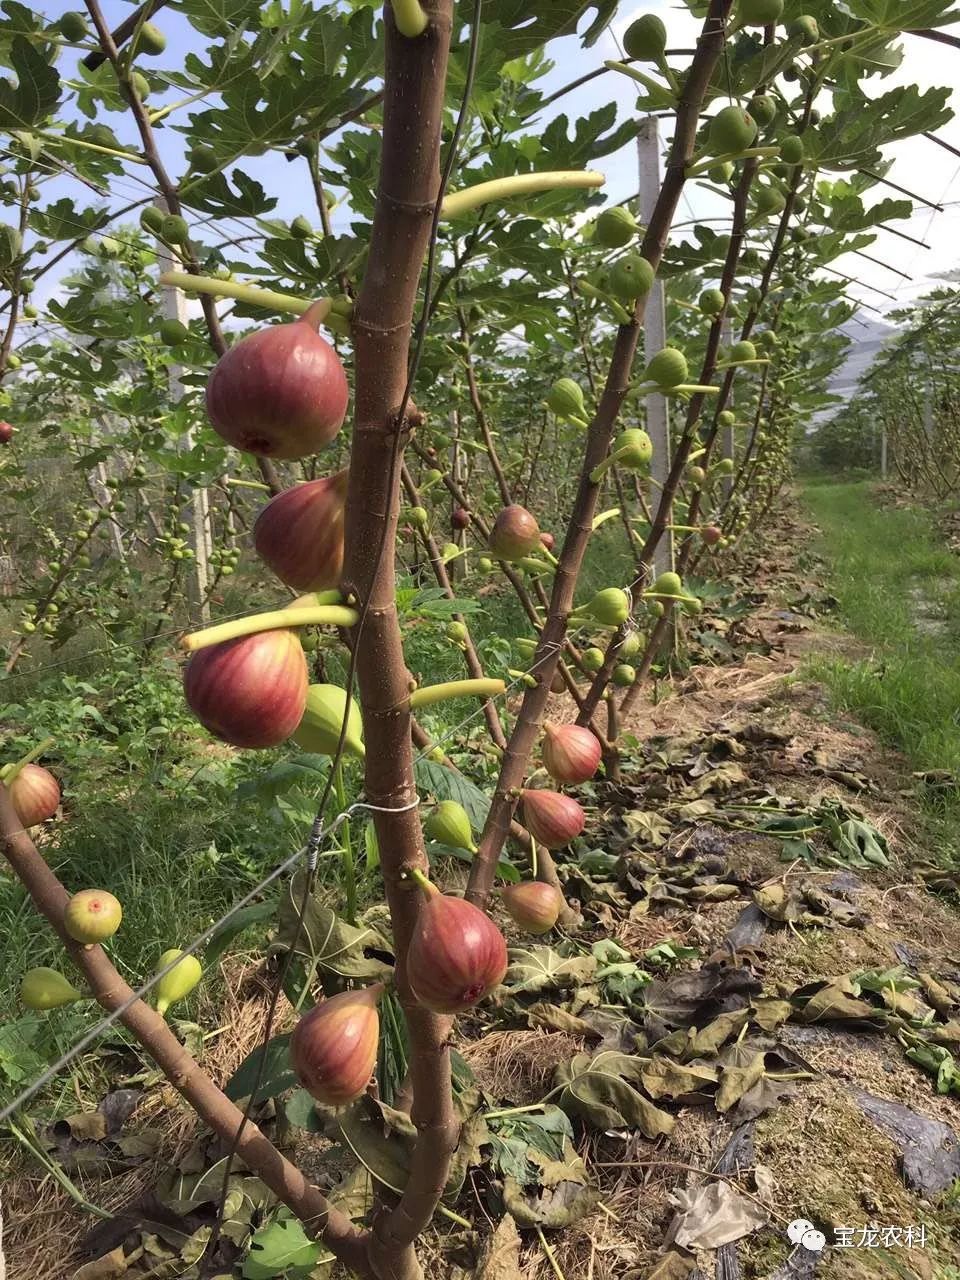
[801,477,960,856]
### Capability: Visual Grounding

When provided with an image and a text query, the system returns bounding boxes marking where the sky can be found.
[18,1,960,336]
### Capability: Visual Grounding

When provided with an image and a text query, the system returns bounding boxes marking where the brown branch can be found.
[340,3,457,1275]
[0,784,371,1275]
[400,461,507,750]
[82,0,169,70]
[465,0,735,910]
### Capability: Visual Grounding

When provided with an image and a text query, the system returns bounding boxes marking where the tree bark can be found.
[340,4,456,1276]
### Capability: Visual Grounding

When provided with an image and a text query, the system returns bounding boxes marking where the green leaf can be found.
[204,898,278,971]
[0,37,59,131]
[274,871,393,981]
[242,1216,324,1280]
[503,946,597,995]
[413,758,491,830]
[225,1034,296,1104]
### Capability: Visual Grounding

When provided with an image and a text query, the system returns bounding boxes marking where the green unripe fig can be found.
[23,304,37,319]
[789,15,818,44]
[651,571,683,597]
[708,161,735,185]
[579,587,630,626]
[6,353,21,370]
[729,340,757,363]
[648,599,665,618]
[140,206,165,234]
[131,71,150,101]
[708,106,757,156]
[21,967,83,1010]
[715,458,735,475]
[582,647,604,673]
[478,556,493,572]
[424,799,476,853]
[160,318,189,346]
[749,95,777,126]
[446,621,468,644]
[547,377,586,420]
[64,889,122,947]
[609,254,655,301]
[755,184,785,216]
[290,215,312,239]
[292,683,365,758]
[615,427,653,469]
[188,144,218,173]
[594,206,639,248]
[644,347,688,388]
[699,288,726,316]
[22,620,36,634]
[409,506,429,528]
[809,108,821,126]
[58,11,88,40]
[20,277,35,295]
[741,247,760,268]
[155,949,202,1016]
[160,214,189,245]
[620,630,641,659]
[515,637,538,658]
[612,663,636,688]
[780,135,804,165]
[683,596,703,616]
[686,464,707,486]
[138,21,166,54]
[718,410,736,428]
[737,0,783,24]
[623,13,667,61]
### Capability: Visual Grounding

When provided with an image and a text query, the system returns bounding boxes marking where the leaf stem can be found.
[0,737,56,786]
[441,171,605,219]
[158,271,332,319]
[180,605,358,652]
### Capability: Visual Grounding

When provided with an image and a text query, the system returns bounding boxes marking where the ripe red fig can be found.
[488,505,541,562]
[407,877,507,1014]
[539,531,555,551]
[502,882,563,935]
[541,721,602,784]
[184,629,308,748]
[7,764,60,828]
[290,983,384,1106]
[253,470,348,591]
[205,302,349,459]
[452,506,470,530]
[701,524,723,546]
[0,421,13,444]
[521,788,585,849]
